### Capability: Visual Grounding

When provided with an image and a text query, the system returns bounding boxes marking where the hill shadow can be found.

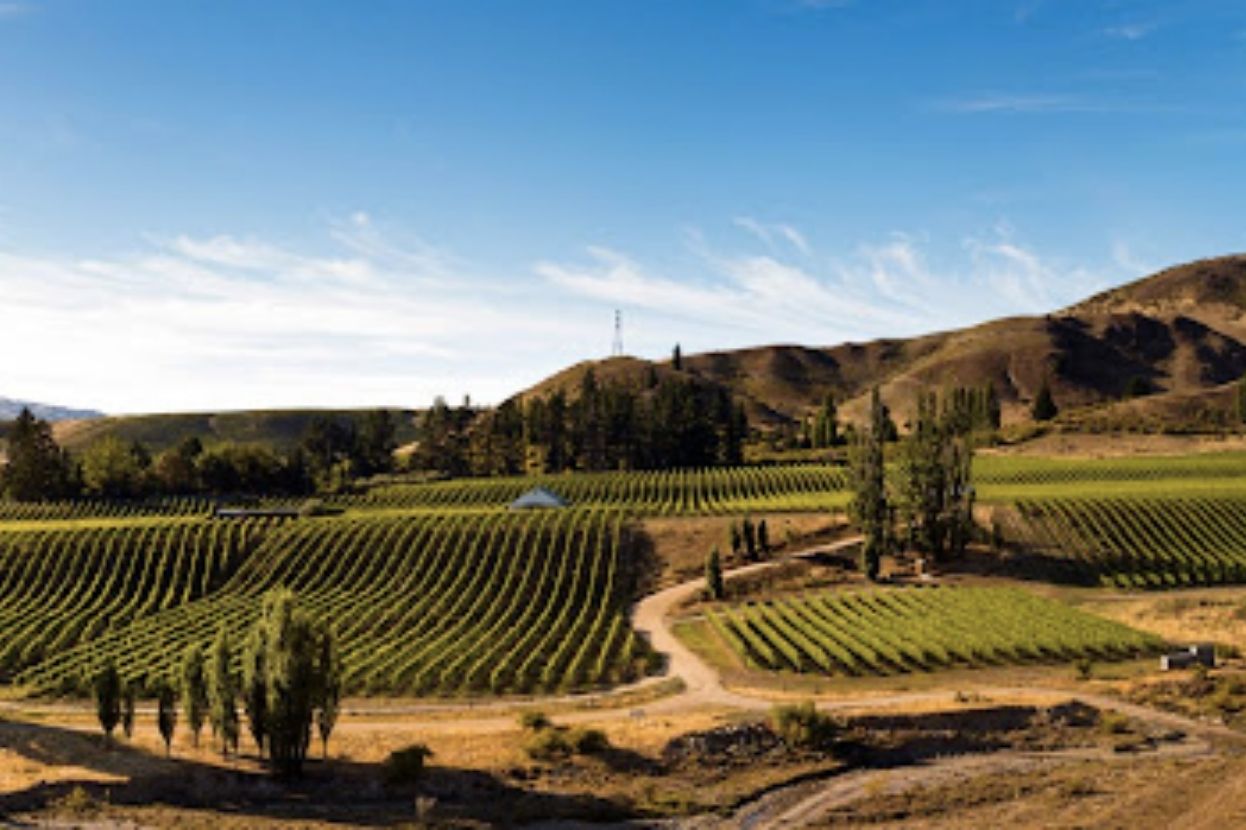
[0,717,630,826]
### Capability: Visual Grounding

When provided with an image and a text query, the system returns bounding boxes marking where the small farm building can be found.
[509,487,569,510]
[214,506,301,520]
[1160,643,1215,671]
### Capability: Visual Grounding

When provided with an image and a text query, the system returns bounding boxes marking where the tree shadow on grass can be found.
[0,717,631,827]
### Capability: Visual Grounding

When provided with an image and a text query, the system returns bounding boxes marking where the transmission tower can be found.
[612,309,624,357]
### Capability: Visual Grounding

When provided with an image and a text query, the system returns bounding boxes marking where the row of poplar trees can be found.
[93,589,340,778]
[849,388,976,580]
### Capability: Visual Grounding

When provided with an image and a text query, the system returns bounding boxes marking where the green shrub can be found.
[1075,657,1094,681]
[567,727,610,755]
[524,725,611,761]
[524,728,572,762]
[1098,710,1131,735]
[52,786,100,816]
[384,744,434,785]
[771,702,836,749]
[520,711,551,732]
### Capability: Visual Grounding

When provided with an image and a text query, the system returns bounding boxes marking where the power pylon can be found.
[612,309,624,357]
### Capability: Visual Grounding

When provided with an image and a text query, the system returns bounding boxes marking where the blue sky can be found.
[2,0,1245,413]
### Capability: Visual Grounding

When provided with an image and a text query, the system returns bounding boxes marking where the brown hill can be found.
[519,254,1246,430]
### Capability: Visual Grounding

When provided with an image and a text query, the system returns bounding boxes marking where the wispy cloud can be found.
[539,221,1110,352]
[0,2,31,18]
[1111,240,1154,276]
[931,94,1084,114]
[1105,22,1158,41]
[930,93,1177,115]
[3,214,1128,413]
[733,217,811,255]
[0,216,598,413]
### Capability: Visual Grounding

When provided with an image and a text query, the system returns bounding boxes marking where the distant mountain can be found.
[0,397,103,423]
[518,254,1246,431]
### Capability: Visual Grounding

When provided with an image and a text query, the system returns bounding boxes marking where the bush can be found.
[1075,657,1094,681]
[384,744,434,785]
[770,702,836,749]
[1098,710,1131,735]
[51,786,100,817]
[567,727,610,755]
[520,711,551,732]
[523,725,611,761]
[524,728,572,762]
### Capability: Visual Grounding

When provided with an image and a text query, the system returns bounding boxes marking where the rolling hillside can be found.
[51,408,421,454]
[33,254,1246,447]
[520,254,1246,431]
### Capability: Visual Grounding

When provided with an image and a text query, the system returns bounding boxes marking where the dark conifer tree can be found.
[849,387,890,581]
[706,546,724,600]
[1032,378,1059,422]
[0,408,72,502]
[93,660,122,742]
[157,679,178,757]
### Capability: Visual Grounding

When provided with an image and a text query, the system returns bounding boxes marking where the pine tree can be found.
[849,387,890,581]
[758,518,770,556]
[1,408,72,502]
[1032,378,1058,422]
[157,679,178,757]
[93,661,122,742]
[207,624,240,756]
[672,343,683,371]
[180,643,208,748]
[706,546,724,600]
[742,516,757,561]
[729,522,743,559]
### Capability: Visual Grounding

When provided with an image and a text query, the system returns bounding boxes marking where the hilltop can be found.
[32,254,1246,449]
[49,408,421,454]
[520,254,1246,431]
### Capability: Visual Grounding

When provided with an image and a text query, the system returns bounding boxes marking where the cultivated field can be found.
[3,510,650,697]
[703,587,1162,676]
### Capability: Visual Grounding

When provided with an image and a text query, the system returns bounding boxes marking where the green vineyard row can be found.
[1010,497,1246,589]
[706,586,1162,675]
[348,464,850,515]
[6,509,652,696]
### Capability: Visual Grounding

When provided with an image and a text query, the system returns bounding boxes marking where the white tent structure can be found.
[509,486,570,510]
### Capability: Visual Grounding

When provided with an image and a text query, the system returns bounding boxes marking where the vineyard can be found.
[1007,497,1246,588]
[3,510,652,696]
[0,495,218,523]
[704,586,1162,675]
[348,464,850,515]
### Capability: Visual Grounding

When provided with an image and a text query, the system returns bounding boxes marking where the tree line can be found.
[849,387,977,580]
[0,408,399,502]
[412,369,749,476]
[92,588,339,777]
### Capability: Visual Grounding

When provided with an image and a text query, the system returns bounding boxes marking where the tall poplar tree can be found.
[180,644,208,748]
[157,679,178,757]
[849,387,890,581]
[207,624,240,756]
[706,546,724,600]
[93,660,122,742]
